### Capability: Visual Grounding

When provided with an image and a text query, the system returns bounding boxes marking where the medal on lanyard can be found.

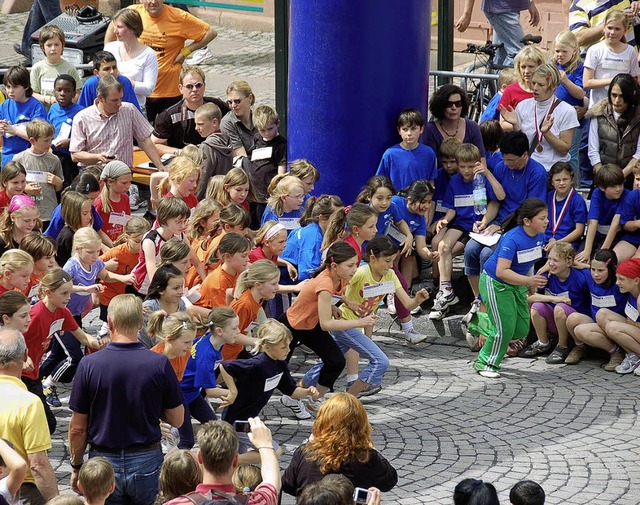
[551,188,574,237]
[534,97,556,153]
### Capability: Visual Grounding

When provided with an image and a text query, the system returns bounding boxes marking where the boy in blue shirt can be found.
[430,144,505,320]
[576,164,627,263]
[479,68,515,124]
[430,137,461,236]
[376,108,436,191]
[47,74,84,186]
[77,51,141,112]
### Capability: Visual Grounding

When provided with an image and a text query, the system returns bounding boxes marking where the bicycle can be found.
[460,34,542,122]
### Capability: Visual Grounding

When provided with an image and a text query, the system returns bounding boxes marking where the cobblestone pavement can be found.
[45,307,640,505]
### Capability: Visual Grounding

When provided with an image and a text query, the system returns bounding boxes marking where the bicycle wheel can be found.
[468,79,492,122]
[460,59,489,98]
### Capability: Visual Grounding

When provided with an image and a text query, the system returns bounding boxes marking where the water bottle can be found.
[473,173,487,216]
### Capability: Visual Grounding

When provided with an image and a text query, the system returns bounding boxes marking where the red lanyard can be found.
[551,188,574,236]
[534,97,557,143]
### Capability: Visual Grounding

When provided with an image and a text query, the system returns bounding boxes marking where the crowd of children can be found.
[4,9,640,505]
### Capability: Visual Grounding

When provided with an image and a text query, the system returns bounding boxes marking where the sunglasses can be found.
[227,96,247,106]
[446,100,462,109]
[184,82,204,90]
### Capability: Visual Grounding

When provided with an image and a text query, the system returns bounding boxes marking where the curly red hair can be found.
[304,393,373,474]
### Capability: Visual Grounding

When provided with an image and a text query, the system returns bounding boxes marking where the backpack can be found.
[182,489,250,505]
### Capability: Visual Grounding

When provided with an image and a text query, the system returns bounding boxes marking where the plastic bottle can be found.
[473,173,487,216]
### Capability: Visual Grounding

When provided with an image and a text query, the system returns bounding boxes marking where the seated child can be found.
[430,137,461,234]
[479,120,503,171]
[30,25,82,108]
[576,164,627,263]
[430,144,505,320]
[614,161,640,261]
[77,51,141,111]
[480,68,516,123]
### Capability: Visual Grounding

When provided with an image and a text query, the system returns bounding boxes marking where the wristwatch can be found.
[70,461,83,470]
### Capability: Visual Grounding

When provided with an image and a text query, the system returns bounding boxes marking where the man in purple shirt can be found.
[68,294,184,505]
[455,0,540,66]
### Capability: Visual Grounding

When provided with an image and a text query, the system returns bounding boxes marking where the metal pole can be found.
[274,0,288,137]
[437,0,454,85]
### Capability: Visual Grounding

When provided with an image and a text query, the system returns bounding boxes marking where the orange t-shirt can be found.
[195,264,239,309]
[185,235,218,289]
[99,243,139,306]
[286,269,346,330]
[151,341,190,381]
[226,288,261,360]
[131,4,210,99]
[24,272,45,299]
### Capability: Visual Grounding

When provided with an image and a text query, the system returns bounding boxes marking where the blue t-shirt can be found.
[376,143,437,191]
[180,334,223,404]
[280,221,323,281]
[587,187,628,238]
[433,168,453,222]
[392,195,427,236]
[555,61,585,107]
[544,189,588,246]
[0,97,47,166]
[484,226,544,282]
[619,189,640,245]
[47,102,84,155]
[489,157,547,223]
[587,275,625,320]
[45,203,103,240]
[442,173,482,232]
[624,292,640,322]
[480,91,501,123]
[542,268,590,315]
[63,257,105,315]
[78,75,141,112]
[374,200,405,237]
[486,151,503,172]
[260,205,302,233]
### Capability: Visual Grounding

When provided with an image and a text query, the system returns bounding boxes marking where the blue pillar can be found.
[288,0,431,203]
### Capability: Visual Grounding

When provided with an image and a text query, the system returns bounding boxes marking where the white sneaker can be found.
[187,47,213,64]
[280,395,311,419]
[404,328,428,345]
[477,369,500,378]
[386,295,396,316]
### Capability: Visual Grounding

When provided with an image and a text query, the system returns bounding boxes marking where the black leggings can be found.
[278,313,345,390]
[21,376,56,434]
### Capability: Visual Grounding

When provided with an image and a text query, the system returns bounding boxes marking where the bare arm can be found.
[138,137,166,172]
[455,0,475,32]
[602,214,621,249]
[583,66,612,90]
[573,25,604,47]
[28,451,58,501]
[174,26,218,65]
[317,291,377,332]
[0,438,28,497]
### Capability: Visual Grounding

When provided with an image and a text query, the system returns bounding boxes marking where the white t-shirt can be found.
[103,42,159,107]
[585,41,638,107]
[0,476,21,505]
[515,96,580,171]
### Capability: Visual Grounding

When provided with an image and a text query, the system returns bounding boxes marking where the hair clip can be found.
[605,258,611,266]
[545,73,551,81]
[344,205,352,215]
[85,183,91,193]
[182,321,188,330]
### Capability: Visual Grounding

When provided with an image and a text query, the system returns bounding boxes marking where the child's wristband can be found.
[256,446,274,451]
[181,46,192,58]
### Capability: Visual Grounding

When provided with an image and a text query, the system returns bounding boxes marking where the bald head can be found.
[0,328,27,374]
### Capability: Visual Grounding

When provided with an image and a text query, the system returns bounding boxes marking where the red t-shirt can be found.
[248,247,277,264]
[0,190,11,213]
[23,301,78,380]
[94,194,131,242]
[498,82,533,112]
[343,235,363,264]
[166,191,198,210]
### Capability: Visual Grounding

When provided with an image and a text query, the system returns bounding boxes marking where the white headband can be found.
[265,223,286,240]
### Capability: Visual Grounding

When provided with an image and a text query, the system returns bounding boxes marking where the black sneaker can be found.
[518,340,551,358]
[546,345,570,364]
[44,385,62,407]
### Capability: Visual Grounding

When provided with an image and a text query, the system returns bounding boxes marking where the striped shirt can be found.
[570,0,636,52]
[69,101,153,167]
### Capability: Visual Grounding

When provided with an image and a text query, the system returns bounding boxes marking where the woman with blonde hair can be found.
[221,80,257,158]
[498,45,546,130]
[282,392,398,498]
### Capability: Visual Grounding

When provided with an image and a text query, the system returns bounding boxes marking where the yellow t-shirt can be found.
[341,264,401,321]
[0,375,52,484]
[130,4,210,99]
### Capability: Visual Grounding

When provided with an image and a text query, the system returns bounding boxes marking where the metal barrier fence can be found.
[428,69,500,118]
[0,64,94,78]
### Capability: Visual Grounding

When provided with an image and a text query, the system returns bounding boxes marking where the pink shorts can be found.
[531,302,576,336]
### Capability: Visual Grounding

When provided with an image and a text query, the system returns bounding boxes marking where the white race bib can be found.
[454,194,474,207]
[435,200,446,213]
[251,146,273,161]
[245,321,259,336]
[28,283,40,299]
[596,224,611,235]
[625,301,639,321]
[517,246,542,263]
[602,57,629,73]
[545,289,569,299]
[331,295,342,306]
[26,171,49,184]
[386,223,407,243]
[280,218,300,230]
[264,372,283,392]
[591,294,616,308]
[363,281,396,298]
[108,212,131,226]
[49,318,64,336]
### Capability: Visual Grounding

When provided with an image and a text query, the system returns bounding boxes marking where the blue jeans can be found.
[303,328,389,387]
[20,0,62,57]
[88,448,163,505]
[483,10,524,66]
[464,239,497,276]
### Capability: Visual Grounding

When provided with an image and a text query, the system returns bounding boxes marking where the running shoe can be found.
[518,340,551,358]
[546,345,570,364]
[280,395,311,420]
[477,369,500,379]
[603,351,625,372]
[565,345,585,365]
[356,384,382,398]
[615,352,640,374]
[404,328,428,345]
[44,385,62,407]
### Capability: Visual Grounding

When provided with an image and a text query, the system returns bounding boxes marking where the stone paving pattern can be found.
[1,9,639,505]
